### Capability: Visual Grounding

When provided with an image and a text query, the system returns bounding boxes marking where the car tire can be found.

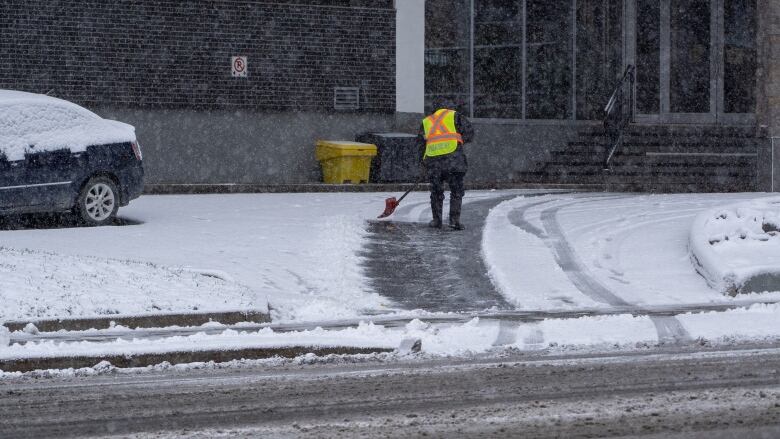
[75,176,119,226]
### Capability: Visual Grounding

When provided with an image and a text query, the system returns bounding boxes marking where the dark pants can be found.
[428,168,465,223]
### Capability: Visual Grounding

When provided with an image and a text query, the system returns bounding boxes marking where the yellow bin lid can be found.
[316,140,377,161]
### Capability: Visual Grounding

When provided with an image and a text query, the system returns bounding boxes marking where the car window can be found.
[0,102,100,161]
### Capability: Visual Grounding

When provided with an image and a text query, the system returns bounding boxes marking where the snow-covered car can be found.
[0,90,143,226]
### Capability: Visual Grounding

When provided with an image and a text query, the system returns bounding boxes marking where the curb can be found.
[0,345,397,373]
[143,183,598,195]
[3,310,271,333]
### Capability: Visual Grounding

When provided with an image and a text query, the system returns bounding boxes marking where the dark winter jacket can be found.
[417,111,474,174]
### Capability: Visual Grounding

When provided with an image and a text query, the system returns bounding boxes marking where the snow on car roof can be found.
[0,89,100,118]
[0,89,135,161]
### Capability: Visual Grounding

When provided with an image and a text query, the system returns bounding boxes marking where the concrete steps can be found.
[517,124,765,193]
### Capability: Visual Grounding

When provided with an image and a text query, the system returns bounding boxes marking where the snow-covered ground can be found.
[483,192,780,309]
[0,247,260,321]
[3,190,780,364]
[0,190,530,323]
[0,193,407,322]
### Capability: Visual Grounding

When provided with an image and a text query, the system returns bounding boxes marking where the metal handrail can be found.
[603,65,635,169]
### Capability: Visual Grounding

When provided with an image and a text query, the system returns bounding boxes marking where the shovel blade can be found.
[377,197,400,218]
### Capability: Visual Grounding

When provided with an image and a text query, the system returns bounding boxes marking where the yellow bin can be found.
[315,140,377,184]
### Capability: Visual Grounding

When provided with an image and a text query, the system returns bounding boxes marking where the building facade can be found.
[1,0,778,191]
[424,0,779,191]
[1,0,398,185]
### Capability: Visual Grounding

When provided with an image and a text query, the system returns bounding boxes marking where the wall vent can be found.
[334,87,360,110]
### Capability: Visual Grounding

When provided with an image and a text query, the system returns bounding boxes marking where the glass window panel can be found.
[475,0,522,45]
[474,0,522,118]
[724,0,756,114]
[636,0,660,114]
[425,0,471,114]
[576,0,624,120]
[670,0,711,113]
[526,0,573,120]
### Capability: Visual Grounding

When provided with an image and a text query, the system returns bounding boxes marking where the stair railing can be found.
[603,64,635,169]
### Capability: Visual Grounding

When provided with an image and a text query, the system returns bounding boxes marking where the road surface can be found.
[2,342,779,438]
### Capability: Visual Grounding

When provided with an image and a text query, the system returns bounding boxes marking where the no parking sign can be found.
[231,56,247,78]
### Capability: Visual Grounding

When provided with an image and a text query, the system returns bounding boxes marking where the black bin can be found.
[355,132,421,183]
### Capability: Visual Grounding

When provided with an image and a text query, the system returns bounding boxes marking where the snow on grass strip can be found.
[0,323,401,361]
[678,303,780,341]
[689,196,780,295]
[515,313,658,349]
[0,246,266,322]
[481,196,600,310]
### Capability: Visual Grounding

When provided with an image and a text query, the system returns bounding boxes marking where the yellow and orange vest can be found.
[422,109,463,158]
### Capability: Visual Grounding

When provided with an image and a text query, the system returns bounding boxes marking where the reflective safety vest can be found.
[422,109,463,158]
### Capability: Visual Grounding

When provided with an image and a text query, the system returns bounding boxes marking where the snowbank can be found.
[678,303,780,341]
[0,246,266,322]
[0,322,401,361]
[689,196,780,295]
[0,90,135,161]
[515,313,658,349]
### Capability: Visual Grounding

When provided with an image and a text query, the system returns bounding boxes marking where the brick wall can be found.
[0,0,396,112]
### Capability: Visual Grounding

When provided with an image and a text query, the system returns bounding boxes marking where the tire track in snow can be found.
[509,195,692,344]
[539,205,631,307]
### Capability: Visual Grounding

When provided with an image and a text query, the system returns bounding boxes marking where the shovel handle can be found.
[397,168,426,203]
[396,184,416,203]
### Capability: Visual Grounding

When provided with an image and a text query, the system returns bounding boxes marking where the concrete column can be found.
[395,0,425,131]
[757,0,780,191]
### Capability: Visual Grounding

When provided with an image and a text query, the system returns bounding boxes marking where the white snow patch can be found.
[0,322,401,361]
[404,317,499,355]
[689,196,780,294]
[482,196,601,310]
[0,246,264,321]
[515,313,658,349]
[679,303,780,341]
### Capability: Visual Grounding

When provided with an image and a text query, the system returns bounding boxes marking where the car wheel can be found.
[76,177,119,226]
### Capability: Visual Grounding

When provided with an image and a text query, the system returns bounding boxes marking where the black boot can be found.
[448,197,464,230]
[429,196,443,228]
[448,216,464,230]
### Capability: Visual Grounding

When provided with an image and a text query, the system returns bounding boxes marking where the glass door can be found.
[630,0,716,123]
[627,0,756,124]
[668,0,716,121]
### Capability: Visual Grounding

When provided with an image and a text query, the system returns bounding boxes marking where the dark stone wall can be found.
[0,0,396,112]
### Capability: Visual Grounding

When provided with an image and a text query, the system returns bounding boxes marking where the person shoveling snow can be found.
[378,106,474,230]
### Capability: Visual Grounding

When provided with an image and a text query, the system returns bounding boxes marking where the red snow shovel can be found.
[377,183,419,218]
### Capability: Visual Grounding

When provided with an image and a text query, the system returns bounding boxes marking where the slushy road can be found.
[2,342,779,438]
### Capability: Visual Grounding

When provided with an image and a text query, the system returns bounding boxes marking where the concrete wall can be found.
[97,109,394,184]
[466,121,586,183]
[97,107,577,185]
[758,0,780,191]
